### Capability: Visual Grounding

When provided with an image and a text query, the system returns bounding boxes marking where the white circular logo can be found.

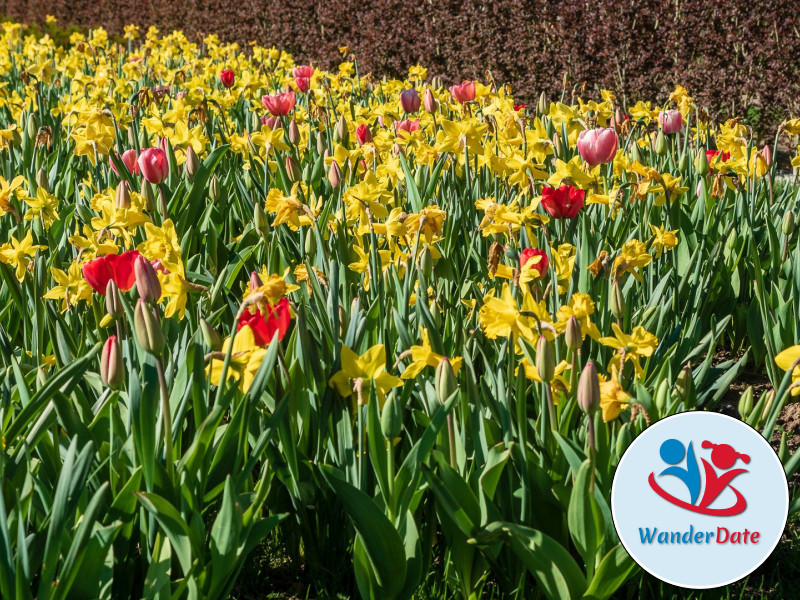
[611,412,788,588]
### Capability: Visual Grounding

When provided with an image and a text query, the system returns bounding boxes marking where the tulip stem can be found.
[155,357,174,481]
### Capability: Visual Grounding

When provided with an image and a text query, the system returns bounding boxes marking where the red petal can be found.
[82,256,115,294]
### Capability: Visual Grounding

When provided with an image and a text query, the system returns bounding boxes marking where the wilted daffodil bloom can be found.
[599,323,658,378]
[329,344,403,406]
[206,325,267,394]
[775,346,800,396]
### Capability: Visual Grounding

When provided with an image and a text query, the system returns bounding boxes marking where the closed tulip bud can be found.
[615,423,633,459]
[629,143,642,163]
[288,119,301,145]
[116,181,131,209]
[134,299,165,355]
[138,130,148,149]
[779,431,788,463]
[26,112,38,140]
[100,335,124,389]
[134,255,161,303]
[760,390,775,425]
[536,336,556,383]
[255,203,269,235]
[654,131,668,156]
[249,270,263,291]
[552,132,562,157]
[105,279,123,317]
[762,144,773,168]
[418,247,433,279]
[423,88,437,113]
[185,146,200,180]
[334,115,349,145]
[305,230,316,258]
[328,160,342,188]
[614,107,624,130]
[738,385,754,419]
[577,361,600,415]
[537,91,549,115]
[435,357,459,404]
[565,315,582,350]
[675,365,695,407]
[381,393,403,440]
[610,280,625,320]
[285,155,302,182]
[783,210,795,236]
[209,174,220,203]
[142,181,155,211]
[338,304,348,338]
[127,127,136,147]
[200,317,222,351]
[36,167,49,193]
[694,149,709,176]
[355,123,372,146]
[678,151,689,173]
[316,131,327,155]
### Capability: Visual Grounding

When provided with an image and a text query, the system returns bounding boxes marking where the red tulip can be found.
[400,89,421,113]
[219,69,235,88]
[514,104,526,112]
[237,297,292,346]
[355,123,373,145]
[541,185,585,219]
[659,109,683,134]
[292,65,313,92]
[111,149,140,177]
[519,248,549,279]
[137,148,168,184]
[449,81,476,103]
[262,91,296,116]
[83,250,141,294]
[577,128,619,166]
[394,119,420,135]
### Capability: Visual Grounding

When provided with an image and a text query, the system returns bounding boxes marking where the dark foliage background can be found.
[3,0,800,136]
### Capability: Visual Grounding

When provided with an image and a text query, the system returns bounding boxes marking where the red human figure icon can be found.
[698,441,750,511]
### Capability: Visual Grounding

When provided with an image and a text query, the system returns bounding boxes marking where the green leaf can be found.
[583,544,638,600]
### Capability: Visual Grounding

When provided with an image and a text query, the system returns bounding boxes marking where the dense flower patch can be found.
[1,20,800,600]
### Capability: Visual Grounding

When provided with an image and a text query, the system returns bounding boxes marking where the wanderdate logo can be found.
[612,412,788,588]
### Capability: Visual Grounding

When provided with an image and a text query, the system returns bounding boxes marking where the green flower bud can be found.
[127,126,137,147]
[678,152,689,173]
[674,365,695,407]
[199,317,222,351]
[418,247,433,279]
[577,361,600,415]
[36,167,49,193]
[316,131,327,155]
[654,378,670,414]
[435,357,458,404]
[694,149,709,176]
[138,130,148,150]
[254,203,269,236]
[334,115,349,145]
[305,229,316,259]
[778,431,788,463]
[338,304,348,339]
[105,279,123,317]
[610,280,625,320]
[759,390,775,428]
[654,131,668,156]
[615,423,633,460]
[209,174,220,203]
[536,336,555,383]
[285,155,302,183]
[537,91,549,115]
[380,393,402,440]
[629,143,642,163]
[738,386,754,419]
[100,335,124,389]
[783,210,795,237]
[565,315,582,351]
[134,299,165,355]
[142,181,155,211]
[26,112,38,140]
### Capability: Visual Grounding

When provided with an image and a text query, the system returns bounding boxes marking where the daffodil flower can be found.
[329,344,402,406]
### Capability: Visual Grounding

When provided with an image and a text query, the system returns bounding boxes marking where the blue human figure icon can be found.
[658,438,701,505]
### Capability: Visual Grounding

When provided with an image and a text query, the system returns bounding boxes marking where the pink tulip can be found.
[577,128,619,166]
[449,81,476,104]
[112,149,140,177]
[261,116,279,129]
[762,144,773,168]
[292,65,314,79]
[423,88,437,113]
[659,110,683,134]
[137,148,169,184]
[395,119,420,134]
[400,89,421,113]
[262,91,296,116]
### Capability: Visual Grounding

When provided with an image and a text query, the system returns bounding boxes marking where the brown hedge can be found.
[3,0,800,136]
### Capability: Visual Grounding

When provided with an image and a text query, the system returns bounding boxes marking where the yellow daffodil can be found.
[401,328,462,379]
[0,231,46,281]
[329,344,403,406]
[206,325,267,394]
[599,323,658,378]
